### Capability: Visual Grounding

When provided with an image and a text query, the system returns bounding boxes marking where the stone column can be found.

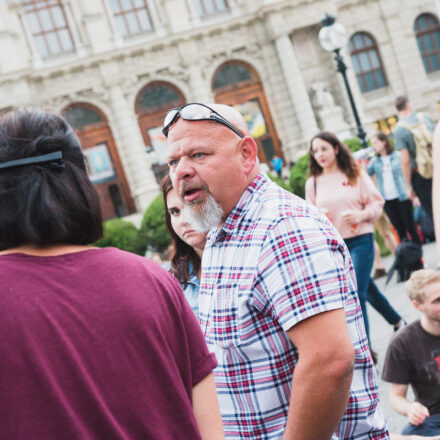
[108,84,159,212]
[274,34,318,142]
[187,63,213,103]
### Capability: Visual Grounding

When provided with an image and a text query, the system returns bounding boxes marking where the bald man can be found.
[164,103,389,440]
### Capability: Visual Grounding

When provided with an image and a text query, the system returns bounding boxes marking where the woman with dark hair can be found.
[0,108,223,440]
[161,174,207,319]
[368,131,420,244]
[305,131,405,351]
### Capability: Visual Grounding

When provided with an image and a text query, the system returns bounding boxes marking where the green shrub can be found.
[95,218,146,256]
[343,137,363,153]
[140,194,171,252]
[289,153,309,199]
[266,172,292,192]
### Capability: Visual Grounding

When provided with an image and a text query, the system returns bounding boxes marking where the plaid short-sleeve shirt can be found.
[200,174,389,439]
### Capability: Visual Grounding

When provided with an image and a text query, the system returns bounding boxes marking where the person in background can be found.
[383,269,440,437]
[305,131,406,351]
[368,131,420,244]
[373,212,398,279]
[0,108,223,440]
[270,154,283,178]
[161,174,206,319]
[394,96,434,223]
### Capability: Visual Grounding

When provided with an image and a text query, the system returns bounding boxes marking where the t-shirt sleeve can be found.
[382,332,413,384]
[394,125,410,151]
[366,159,375,176]
[253,215,349,332]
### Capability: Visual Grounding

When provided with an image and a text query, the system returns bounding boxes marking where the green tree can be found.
[289,153,309,199]
[140,194,171,252]
[94,218,146,256]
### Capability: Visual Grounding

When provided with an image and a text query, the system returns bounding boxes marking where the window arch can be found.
[135,82,185,115]
[349,32,387,93]
[212,62,257,92]
[22,0,75,59]
[64,105,105,131]
[414,13,440,73]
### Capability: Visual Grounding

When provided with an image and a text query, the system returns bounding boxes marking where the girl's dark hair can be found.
[0,108,103,250]
[309,131,360,185]
[372,131,394,155]
[161,174,201,286]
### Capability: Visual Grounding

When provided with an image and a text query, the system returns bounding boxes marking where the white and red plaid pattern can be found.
[200,174,389,439]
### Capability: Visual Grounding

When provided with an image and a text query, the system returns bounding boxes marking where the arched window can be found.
[136,82,184,115]
[22,0,75,59]
[213,63,255,92]
[349,32,387,93]
[414,13,440,73]
[108,0,154,38]
[64,106,104,131]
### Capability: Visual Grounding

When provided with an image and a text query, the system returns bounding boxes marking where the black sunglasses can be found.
[162,103,244,138]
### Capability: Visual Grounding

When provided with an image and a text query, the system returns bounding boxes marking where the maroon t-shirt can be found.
[0,248,217,439]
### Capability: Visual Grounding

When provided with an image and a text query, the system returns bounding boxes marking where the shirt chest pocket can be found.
[207,283,243,349]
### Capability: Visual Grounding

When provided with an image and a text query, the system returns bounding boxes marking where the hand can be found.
[341,209,363,226]
[406,186,416,202]
[407,401,429,426]
[412,196,421,207]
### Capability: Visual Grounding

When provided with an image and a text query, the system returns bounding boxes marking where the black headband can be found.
[0,151,64,170]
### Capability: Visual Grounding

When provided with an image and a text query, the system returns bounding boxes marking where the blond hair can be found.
[405,269,440,303]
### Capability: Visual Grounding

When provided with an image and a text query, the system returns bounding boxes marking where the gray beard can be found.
[183,194,224,232]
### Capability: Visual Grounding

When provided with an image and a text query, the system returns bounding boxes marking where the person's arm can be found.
[389,383,430,426]
[400,148,415,201]
[282,308,355,440]
[192,372,224,440]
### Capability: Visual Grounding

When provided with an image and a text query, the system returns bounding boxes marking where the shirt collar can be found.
[207,173,269,244]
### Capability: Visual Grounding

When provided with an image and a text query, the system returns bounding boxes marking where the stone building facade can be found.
[1,0,440,219]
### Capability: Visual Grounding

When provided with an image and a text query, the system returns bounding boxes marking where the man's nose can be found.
[175,157,194,180]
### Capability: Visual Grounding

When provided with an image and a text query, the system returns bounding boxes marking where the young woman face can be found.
[311,137,338,171]
[371,136,387,155]
[166,188,207,254]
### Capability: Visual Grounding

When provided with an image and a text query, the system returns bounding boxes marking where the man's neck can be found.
[0,243,93,257]
[420,315,440,336]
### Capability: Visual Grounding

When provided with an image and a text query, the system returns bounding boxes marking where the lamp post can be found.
[318,14,369,149]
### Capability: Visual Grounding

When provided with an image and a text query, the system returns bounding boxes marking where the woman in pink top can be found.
[305,131,405,350]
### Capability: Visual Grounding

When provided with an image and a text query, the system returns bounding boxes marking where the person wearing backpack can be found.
[394,96,434,223]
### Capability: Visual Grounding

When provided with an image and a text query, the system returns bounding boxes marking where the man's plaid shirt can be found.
[199,173,389,439]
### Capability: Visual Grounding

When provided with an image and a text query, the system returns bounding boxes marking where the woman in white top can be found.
[367,132,420,244]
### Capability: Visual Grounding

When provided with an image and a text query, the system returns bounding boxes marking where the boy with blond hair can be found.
[383,269,440,436]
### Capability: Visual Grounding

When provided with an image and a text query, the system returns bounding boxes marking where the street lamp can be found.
[318,14,369,149]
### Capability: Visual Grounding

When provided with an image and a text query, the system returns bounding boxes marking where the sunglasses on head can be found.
[162,103,244,138]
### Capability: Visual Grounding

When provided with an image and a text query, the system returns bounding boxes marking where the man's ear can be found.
[239,136,258,174]
[412,299,423,312]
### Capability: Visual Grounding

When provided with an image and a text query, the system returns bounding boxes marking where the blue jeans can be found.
[402,412,440,436]
[345,233,402,342]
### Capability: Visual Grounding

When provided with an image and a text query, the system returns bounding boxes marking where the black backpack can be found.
[385,239,423,284]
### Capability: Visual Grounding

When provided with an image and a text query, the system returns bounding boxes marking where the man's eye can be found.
[169,159,179,167]
[193,153,205,159]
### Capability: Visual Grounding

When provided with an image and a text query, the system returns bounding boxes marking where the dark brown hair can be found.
[309,131,360,185]
[395,96,409,112]
[161,174,201,286]
[372,131,394,155]
[0,108,103,250]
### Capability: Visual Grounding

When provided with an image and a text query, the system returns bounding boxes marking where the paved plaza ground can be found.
[370,241,439,433]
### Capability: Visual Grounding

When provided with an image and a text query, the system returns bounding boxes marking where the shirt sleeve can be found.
[366,159,376,176]
[253,214,350,332]
[382,332,413,384]
[359,170,384,223]
[394,125,410,151]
